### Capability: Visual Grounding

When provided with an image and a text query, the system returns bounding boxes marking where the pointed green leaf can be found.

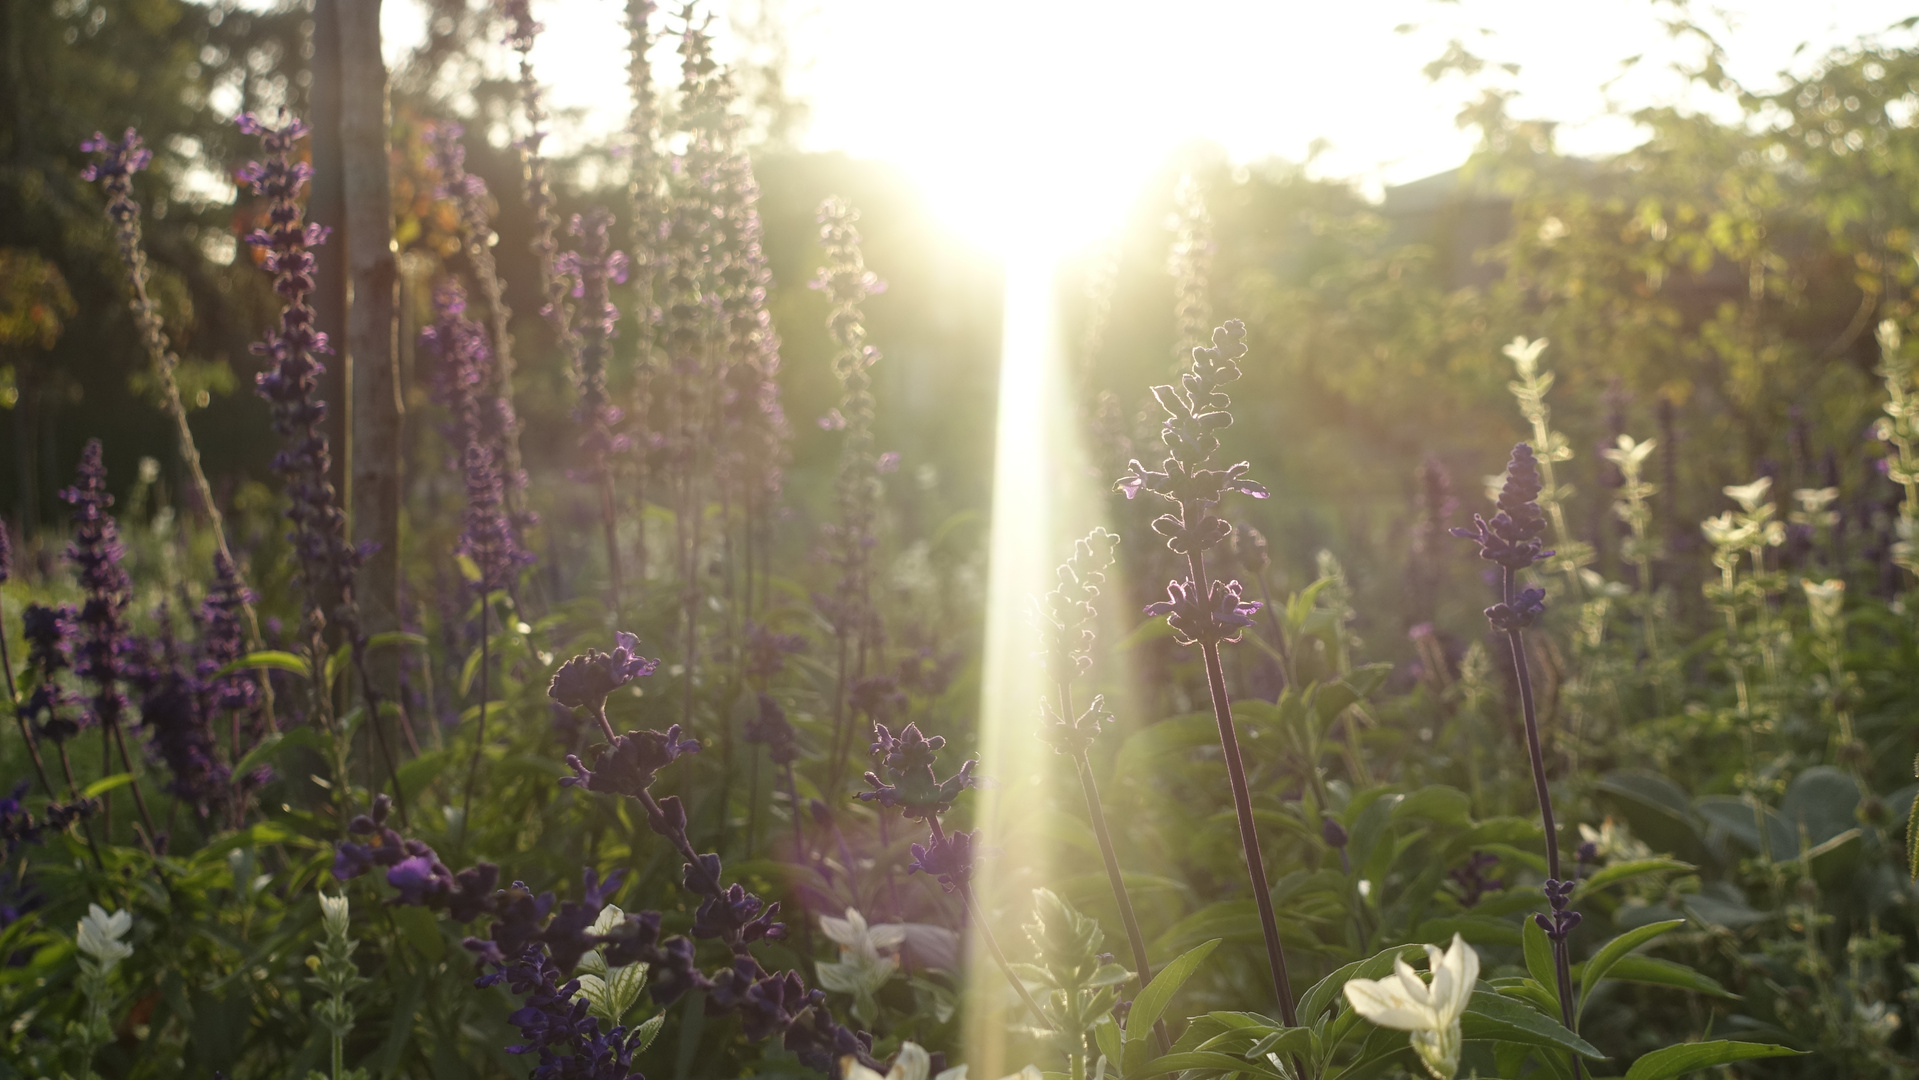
[1573,858,1692,899]
[1126,938,1220,1044]
[81,772,138,800]
[1577,919,1683,1017]
[218,650,311,680]
[1621,1041,1802,1080]
[1125,1051,1285,1080]
[1521,915,1560,1014]
[1093,1017,1124,1069]
[632,1012,666,1054]
[1461,990,1603,1060]
[1575,955,1735,1000]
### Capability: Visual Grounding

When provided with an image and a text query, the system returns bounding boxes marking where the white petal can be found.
[820,911,858,946]
[1439,936,1480,1022]
[1392,956,1434,1009]
[934,1067,969,1080]
[1344,976,1432,1032]
[589,903,625,936]
[842,1061,887,1080]
[891,1041,931,1080]
[868,922,908,951]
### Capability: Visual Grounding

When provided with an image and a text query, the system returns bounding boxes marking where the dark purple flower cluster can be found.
[908,828,980,893]
[556,210,630,465]
[20,603,80,744]
[1536,877,1582,941]
[848,674,905,727]
[1116,321,1270,645]
[78,129,153,218]
[856,723,977,822]
[333,794,500,923]
[61,441,133,735]
[1448,851,1506,908]
[198,554,262,731]
[742,622,804,682]
[238,111,361,633]
[686,854,786,943]
[548,632,660,713]
[484,946,649,1080]
[127,617,231,817]
[562,725,700,799]
[1144,578,1261,648]
[0,782,96,859]
[742,693,799,765]
[1451,443,1554,573]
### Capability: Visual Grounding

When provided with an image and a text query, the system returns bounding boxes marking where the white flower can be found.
[1802,578,1846,631]
[818,908,906,1023]
[573,903,649,1023]
[840,1041,969,1080]
[319,892,350,938]
[1502,336,1549,375]
[1722,477,1773,514]
[821,907,906,964]
[76,904,133,968]
[1342,934,1479,1080]
[1600,434,1657,471]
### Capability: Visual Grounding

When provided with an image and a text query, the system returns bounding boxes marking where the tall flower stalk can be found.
[1501,338,1593,590]
[503,1,568,344]
[239,110,406,822]
[814,197,887,799]
[1035,527,1166,1050]
[1452,443,1582,1064]
[558,209,631,611]
[80,130,265,656]
[63,440,159,846]
[625,0,665,591]
[1116,320,1296,1024]
[425,123,529,530]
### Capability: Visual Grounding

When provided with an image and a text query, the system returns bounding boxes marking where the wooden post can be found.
[338,0,402,703]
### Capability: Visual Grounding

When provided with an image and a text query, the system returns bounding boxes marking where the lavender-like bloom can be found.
[547,632,660,713]
[1,783,97,859]
[557,209,630,462]
[907,828,979,893]
[238,111,361,636]
[21,604,80,745]
[1448,852,1506,908]
[856,723,977,822]
[1112,319,1298,1026]
[82,129,253,624]
[63,441,132,729]
[742,693,799,765]
[743,622,804,682]
[502,0,566,341]
[562,724,699,799]
[1454,441,1582,1052]
[424,122,529,526]
[487,946,649,1080]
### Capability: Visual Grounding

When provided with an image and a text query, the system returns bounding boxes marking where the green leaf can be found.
[1296,942,1424,1031]
[218,649,311,679]
[1127,938,1221,1044]
[632,1012,666,1054]
[81,772,137,799]
[1094,1017,1124,1068]
[1621,1041,1803,1080]
[1578,955,1736,1000]
[365,631,429,652]
[1578,919,1684,1017]
[1126,1051,1285,1080]
[391,905,445,962]
[1521,915,1559,1015]
[1573,858,1692,899]
[1460,990,1603,1060]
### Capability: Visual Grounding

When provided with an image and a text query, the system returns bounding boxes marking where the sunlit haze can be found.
[388,0,1919,253]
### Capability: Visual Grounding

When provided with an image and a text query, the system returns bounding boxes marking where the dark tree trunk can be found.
[339,0,402,701]
[308,0,349,520]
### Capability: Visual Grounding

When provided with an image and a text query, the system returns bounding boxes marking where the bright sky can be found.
[386,0,1919,251]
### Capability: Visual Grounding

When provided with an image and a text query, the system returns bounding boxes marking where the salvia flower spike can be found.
[1114,319,1297,1025]
[1453,441,1583,1060]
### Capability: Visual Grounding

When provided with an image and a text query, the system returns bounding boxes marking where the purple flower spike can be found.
[1451,443,1556,573]
[1144,577,1261,647]
[546,632,660,712]
[560,724,699,797]
[908,828,980,892]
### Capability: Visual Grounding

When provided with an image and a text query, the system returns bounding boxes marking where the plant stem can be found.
[460,598,489,857]
[1501,566,1581,1068]
[0,600,57,800]
[1062,681,1168,1051]
[926,812,1048,1023]
[1188,550,1298,1027]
